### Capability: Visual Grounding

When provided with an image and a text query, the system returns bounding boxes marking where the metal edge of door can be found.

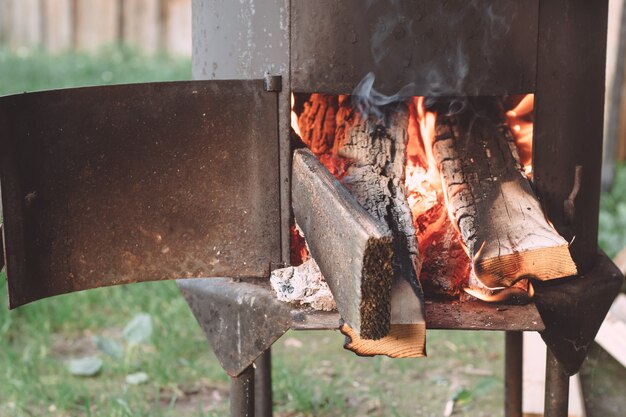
[0,80,281,308]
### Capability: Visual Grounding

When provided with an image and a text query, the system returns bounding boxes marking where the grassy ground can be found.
[0,47,623,417]
[599,162,626,258]
[0,46,190,94]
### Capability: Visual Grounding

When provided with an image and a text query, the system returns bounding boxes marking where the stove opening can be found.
[289,92,572,304]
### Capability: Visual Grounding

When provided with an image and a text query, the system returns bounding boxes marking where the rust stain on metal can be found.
[0,80,281,308]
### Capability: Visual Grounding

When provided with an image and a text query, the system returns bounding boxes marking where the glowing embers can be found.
[405,97,469,297]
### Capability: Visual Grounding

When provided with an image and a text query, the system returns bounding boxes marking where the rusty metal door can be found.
[0,80,281,308]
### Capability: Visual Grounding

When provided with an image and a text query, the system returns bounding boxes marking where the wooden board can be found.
[292,148,394,340]
[341,323,426,358]
[337,103,426,355]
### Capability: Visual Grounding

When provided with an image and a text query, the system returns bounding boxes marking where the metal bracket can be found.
[177,278,292,377]
[534,251,624,375]
[263,74,282,92]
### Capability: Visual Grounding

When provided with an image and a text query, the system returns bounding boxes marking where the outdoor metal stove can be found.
[0,1,623,417]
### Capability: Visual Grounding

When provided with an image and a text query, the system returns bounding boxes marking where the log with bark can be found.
[431,99,577,289]
[292,148,394,340]
[335,103,426,357]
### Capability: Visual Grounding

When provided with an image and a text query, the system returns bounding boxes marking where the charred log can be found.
[432,99,577,289]
[297,94,337,155]
[336,103,426,355]
[292,149,394,340]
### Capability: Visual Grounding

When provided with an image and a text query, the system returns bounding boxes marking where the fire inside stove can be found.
[288,92,573,304]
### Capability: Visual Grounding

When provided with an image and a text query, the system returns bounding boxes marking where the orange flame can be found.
[507,94,534,178]
[291,93,302,138]
[464,280,535,302]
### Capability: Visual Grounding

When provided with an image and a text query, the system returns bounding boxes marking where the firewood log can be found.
[337,103,426,355]
[292,148,394,340]
[432,100,577,288]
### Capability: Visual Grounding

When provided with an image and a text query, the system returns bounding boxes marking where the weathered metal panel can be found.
[192,0,289,81]
[0,80,281,308]
[291,0,538,96]
[534,252,623,376]
[192,0,292,265]
[290,300,545,332]
[177,278,292,377]
[533,0,609,273]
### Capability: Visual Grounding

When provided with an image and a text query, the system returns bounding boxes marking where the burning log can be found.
[431,99,577,289]
[336,103,426,356]
[296,93,337,154]
[292,148,394,340]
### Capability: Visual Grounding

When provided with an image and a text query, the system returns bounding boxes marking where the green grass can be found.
[599,162,626,258]
[0,46,232,417]
[0,45,191,95]
[0,46,625,417]
[1,270,231,417]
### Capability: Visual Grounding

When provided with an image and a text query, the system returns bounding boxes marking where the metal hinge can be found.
[263,74,282,92]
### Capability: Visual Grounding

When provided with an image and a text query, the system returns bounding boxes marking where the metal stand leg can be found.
[545,347,569,417]
[255,348,273,417]
[231,365,255,417]
[505,332,523,417]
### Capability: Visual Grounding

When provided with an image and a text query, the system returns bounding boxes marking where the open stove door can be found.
[0,80,281,308]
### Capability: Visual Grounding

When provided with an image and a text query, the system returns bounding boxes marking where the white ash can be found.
[270,258,336,311]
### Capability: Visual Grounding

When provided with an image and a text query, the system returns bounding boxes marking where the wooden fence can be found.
[0,0,191,56]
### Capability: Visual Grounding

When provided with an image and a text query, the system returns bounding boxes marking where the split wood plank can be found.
[336,103,425,356]
[292,148,394,340]
[433,102,577,288]
[341,322,425,358]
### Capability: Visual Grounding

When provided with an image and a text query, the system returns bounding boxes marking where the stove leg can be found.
[231,365,255,417]
[505,332,523,417]
[255,348,273,417]
[545,347,569,417]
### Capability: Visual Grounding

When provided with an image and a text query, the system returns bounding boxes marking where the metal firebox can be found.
[0,1,623,417]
